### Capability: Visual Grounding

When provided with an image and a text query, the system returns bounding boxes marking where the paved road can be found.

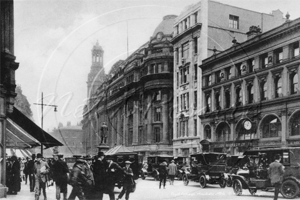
[7,177,281,200]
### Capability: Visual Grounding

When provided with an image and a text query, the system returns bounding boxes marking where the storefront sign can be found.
[287,140,300,146]
[259,141,281,147]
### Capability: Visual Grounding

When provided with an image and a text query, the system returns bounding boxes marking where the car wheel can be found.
[233,179,243,196]
[219,178,226,188]
[183,174,189,186]
[227,177,233,187]
[199,175,206,188]
[281,179,300,199]
[249,188,257,195]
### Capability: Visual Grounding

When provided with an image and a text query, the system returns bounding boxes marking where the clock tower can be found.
[87,41,105,98]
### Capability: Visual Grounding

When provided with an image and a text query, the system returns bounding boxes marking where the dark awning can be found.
[8,107,63,148]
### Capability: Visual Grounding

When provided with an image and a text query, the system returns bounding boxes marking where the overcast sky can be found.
[14,0,300,131]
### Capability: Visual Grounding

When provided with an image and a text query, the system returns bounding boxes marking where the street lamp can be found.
[33,92,58,156]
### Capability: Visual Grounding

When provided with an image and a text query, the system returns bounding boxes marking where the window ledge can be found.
[260,137,280,141]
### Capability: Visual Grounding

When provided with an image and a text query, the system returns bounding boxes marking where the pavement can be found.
[6,177,281,200]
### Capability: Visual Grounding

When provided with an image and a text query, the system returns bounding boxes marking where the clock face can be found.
[244,120,252,130]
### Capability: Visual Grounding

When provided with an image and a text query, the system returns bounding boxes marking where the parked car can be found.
[182,152,228,188]
[232,147,300,199]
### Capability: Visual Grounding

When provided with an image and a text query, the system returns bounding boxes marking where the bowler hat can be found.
[125,161,131,164]
[36,153,43,158]
[98,151,105,157]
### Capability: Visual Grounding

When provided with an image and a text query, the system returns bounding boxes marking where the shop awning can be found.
[8,107,63,148]
[105,145,133,155]
[6,118,40,149]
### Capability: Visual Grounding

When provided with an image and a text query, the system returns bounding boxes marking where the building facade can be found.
[199,16,300,155]
[82,15,176,159]
[172,0,286,159]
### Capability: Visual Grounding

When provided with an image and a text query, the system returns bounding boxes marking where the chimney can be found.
[246,25,262,40]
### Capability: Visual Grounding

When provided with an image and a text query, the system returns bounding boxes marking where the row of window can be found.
[130,126,162,145]
[205,69,299,112]
[176,119,197,138]
[176,91,197,112]
[175,38,198,63]
[204,41,300,88]
[174,11,198,36]
[177,64,198,86]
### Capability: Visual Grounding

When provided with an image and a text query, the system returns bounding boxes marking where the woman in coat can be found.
[117,161,134,200]
[158,161,168,189]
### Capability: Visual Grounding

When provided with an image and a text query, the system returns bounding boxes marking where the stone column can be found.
[162,93,168,143]
[0,96,6,193]
[132,101,138,145]
[281,111,287,147]
[146,95,152,144]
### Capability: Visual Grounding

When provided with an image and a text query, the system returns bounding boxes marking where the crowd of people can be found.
[6,152,136,200]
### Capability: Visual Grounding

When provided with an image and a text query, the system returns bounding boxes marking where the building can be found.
[43,122,84,158]
[171,0,286,158]
[199,15,300,154]
[82,15,176,159]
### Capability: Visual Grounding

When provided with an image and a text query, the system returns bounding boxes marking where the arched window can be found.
[204,125,211,139]
[260,81,267,101]
[290,73,298,95]
[215,92,220,110]
[225,89,231,108]
[290,111,300,136]
[216,122,230,142]
[248,84,254,104]
[261,115,281,138]
[236,87,242,106]
[206,95,211,112]
[236,119,256,140]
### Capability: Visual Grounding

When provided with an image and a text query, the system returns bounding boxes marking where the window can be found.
[154,127,160,143]
[139,110,143,124]
[155,90,161,101]
[182,42,189,59]
[225,67,231,80]
[176,122,179,138]
[177,72,179,87]
[154,107,161,122]
[215,71,221,83]
[215,92,221,110]
[225,89,231,108]
[194,91,197,109]
[181,93,189,110]
[247,84,254,104]
[260,53,268,69]
[206,94,211,112]
[154,64,158,73]
[248,58,255,73]
[194,119,197,136]
[292,42,300,58]
[235,63,242,77]
[180,120,188,137]
[180,66,189,84]
[194,12,198,24]
[260,80,267,101]
[274,48,283,64]
[274,76,282,98]
[194,37,198,54]
[194,65,198,81]
[128,128,133,145]
[229,15,239,29]
[176,48,179,64]
[290,72,299,94]
[176,97,179,113]
[158,63,163,72]
[149,64,154,74]
[236,86,242,106]
[262,115,281,138]
[138,127,143,144]
[205,75,211,86]
[291,112,300,136]
[204,125,211,139]
[184,19,188,30]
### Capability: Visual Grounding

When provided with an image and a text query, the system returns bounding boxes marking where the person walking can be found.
[68,158,93,200]
[158,161,168,189]
[34,153,50,200]
[8,156,20,194]
[51,153,69,200]
[23,157,30,184]
[105,155,122,200]
[117,161,134,200]
[93,152,106,200]
[268,154,285,200]
[28,154,36,192]
[168,160,177,185]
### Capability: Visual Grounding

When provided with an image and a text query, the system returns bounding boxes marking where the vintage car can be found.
[232,147,300,199]
[225,155,245,187]
[182,152,228,188]
[147,155,173,180]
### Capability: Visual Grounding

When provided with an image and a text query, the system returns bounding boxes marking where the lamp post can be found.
[33,92,57,156]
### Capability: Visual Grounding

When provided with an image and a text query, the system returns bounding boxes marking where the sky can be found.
[14,0,300,131]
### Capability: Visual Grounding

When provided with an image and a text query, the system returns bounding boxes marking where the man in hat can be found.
[51,153,69,200]
[28,154,36,192]
[93,152,107,199]
[168,160,177,185]
[117,161,134,200]
[68,158,93,200]
[104,155,122,200]
[34,153,50,200]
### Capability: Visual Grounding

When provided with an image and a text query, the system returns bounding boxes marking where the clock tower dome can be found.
[87,41,105,98]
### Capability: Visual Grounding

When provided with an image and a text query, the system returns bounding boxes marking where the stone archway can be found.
[215,122,230,142]
[288,110,300,136]
[235,118,256,140]
[259,114,282,138]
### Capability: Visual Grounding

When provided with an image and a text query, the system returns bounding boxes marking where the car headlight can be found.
[205,175,210,180]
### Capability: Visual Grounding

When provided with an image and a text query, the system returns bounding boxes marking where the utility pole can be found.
[34,92,57,156]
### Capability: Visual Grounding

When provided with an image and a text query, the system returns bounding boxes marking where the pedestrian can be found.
[51,153,69,200]
[117,161,134,200]
[24,157,30,184]
[68,158,93,200]
[83,156,95,200]
[8,156,20,194]
[28,154,36,192]
[93,152,106,200]
[268,154,285,200]
[34,153,50,200]
[158,161,168,189]
[104,155,122,200]
[168,160,177,185]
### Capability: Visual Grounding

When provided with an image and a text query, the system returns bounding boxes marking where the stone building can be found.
[82,15,176,158]
[171,0,286,158]
[199,15,300,154]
